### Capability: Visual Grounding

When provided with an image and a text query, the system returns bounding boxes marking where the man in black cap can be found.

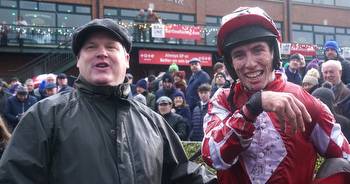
[186,57,211,112]
[155,73,182,100]
[4,86,37,131]
[56,73,74,93]
[0,18,215,184]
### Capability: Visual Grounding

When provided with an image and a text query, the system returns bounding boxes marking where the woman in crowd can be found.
[172,91,191,124]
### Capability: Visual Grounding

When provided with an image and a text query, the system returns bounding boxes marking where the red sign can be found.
[290,43,317,56]
[139,50,212,67]
[165,24,202,40]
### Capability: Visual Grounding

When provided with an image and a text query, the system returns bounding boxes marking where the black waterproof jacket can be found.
[0,77,201,184]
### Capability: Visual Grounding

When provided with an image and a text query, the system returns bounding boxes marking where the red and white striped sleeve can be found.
[201,88,256,170]
[310,100,350,161]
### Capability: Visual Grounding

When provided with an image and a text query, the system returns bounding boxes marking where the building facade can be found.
[1,0,350,80]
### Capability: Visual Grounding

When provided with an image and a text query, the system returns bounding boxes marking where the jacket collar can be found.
[75,75,130,99]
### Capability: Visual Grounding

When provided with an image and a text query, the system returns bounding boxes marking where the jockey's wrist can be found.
[245,91,263,117]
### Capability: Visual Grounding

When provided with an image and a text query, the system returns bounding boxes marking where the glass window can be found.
[120,9,138,17]
[336,35,350,46]
[313,0,334,5]
[315,34,324,45]
[1,0,16,8]
[314,25,335,33]
[58,4,73,13]
[182,15,194,22]
[76,6,91,14]
[336,27,345,33]
[39,2,55,11]
[206,16,218,24]
[292,31,314,44]
[325,35,334,41]
[0,8,17,24]
[302,25,312,31]
[20,1,37,10]
[57,13,91,27]
[336,0,350,7]
[204,25,218,46]
[20,10,55,26]
[104,8,118,16]
[275,22,282,30]
[347,28,350,34]
[158,12,179,21]
[292,24,301,30]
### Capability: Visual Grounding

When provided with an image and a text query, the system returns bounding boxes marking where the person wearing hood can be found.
[0,18,216,184]
[323,40,350,85]
[135,78,156,110]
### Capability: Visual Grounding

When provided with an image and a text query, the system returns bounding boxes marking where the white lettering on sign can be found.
[165,0,184,5]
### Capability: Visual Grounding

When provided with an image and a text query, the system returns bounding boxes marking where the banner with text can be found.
[281,43,317,56]
[151,24,202,40]
[139,50,212,66]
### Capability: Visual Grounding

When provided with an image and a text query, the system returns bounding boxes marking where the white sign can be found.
[281,43,291,55]
[151,24,165,38]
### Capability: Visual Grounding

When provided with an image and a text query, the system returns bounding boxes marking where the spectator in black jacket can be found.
[312,87,350,141]
[285,54,303,85]
[157,96,188,140]
[4,86,37,131]
[189,83,211,141]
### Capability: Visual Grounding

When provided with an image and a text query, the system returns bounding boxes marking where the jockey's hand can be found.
[261,91,312,134]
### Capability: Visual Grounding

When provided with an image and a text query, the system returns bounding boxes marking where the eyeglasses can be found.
[159,103,170,106]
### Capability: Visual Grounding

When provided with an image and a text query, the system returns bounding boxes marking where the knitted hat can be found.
[173,90,185,99]
[45,82,57,89]
[306,58,320,71]
[162,73,174,83]
[302,75,318,86]
[324,41,340,55]
[312,87,335,111]
[136,79,147,90]
[168,63,179,73]
[16,85,28,95]
[305,68,320,79]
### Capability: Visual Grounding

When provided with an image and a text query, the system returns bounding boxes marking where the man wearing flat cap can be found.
[186,57,211,112]
[4,86,37,131]
[0,19,216,184]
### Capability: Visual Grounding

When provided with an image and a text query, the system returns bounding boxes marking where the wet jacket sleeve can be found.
[201,89,256,170]
[156,114,188,184]
[0,102,53,184]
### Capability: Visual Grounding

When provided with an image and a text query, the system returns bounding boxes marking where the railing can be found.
[0,24,74,47]
[8,40,76,80]
[0,23,219,47]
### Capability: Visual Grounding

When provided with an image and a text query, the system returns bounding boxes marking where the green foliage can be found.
[182,141,325,175]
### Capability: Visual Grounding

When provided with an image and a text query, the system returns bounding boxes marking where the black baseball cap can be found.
[72,18,132,56]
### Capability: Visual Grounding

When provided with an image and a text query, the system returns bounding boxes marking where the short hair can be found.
[197,83,211,92]
[25,78,34,84]
[321,60,342,72]
[213,62,224,73]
